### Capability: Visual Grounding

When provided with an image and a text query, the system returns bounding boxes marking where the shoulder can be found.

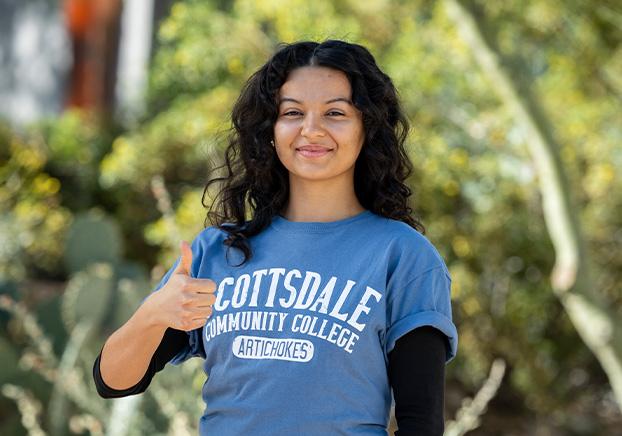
[374,215,450,280]
[189,225,230,252]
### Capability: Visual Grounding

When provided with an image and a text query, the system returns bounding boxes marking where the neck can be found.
[280,175,365,222]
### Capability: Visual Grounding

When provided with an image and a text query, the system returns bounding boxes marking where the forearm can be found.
[99,301,167,390]
[388,326,447,436]
[94,327,189,398]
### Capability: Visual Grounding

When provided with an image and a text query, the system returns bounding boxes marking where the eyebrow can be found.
[279,97,353,105]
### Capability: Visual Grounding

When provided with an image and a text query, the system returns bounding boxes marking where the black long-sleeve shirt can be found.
[93,326,447,435]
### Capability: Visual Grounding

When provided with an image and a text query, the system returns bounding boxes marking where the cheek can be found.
[336,122,364,148]
[274,120,298,141]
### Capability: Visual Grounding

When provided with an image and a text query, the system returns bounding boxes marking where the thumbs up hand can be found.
[145,240,217,331]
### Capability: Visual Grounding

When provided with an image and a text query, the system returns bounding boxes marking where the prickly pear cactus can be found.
[0,336,20,385]
[112,261,151,327]
[63,209,123,275]
[61,262,115,332]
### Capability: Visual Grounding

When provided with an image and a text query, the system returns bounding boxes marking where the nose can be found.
[300,113,326,139]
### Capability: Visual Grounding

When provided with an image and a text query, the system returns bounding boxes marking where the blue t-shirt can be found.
[151,209,458,435]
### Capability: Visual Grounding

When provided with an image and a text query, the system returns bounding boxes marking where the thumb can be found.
[174,240,193,276]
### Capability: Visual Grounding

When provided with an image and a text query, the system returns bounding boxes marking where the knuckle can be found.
[206,279,218,292]
[180,292,193,306]
[179,276,191,290]
[178,295,188,307]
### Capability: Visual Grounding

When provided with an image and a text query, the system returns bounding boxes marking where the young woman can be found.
[94,39,458,436]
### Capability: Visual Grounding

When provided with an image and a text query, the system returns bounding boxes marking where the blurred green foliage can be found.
[1,0,621,434]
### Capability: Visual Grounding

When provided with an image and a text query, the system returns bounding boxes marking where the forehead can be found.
[278,66,352,101]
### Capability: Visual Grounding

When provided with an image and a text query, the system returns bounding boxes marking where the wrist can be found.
[133,295,168,334]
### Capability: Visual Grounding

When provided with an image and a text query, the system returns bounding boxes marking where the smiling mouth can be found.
[296,148,333,157]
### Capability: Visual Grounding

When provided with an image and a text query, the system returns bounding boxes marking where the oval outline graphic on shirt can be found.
[232,335,314,362]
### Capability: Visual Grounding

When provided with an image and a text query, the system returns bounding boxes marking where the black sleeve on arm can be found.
[388,326,448,436]
[93,327,189,398]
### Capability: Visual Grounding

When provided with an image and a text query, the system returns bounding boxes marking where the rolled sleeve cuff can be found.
[385,310,458,363]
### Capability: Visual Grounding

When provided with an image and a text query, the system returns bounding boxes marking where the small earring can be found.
[271,140,275,148]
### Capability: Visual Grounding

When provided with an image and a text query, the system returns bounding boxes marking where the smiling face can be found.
[273,66,365,186]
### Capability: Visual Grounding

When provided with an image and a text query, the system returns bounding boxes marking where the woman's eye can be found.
[283,110,302,116]
[327,111,345,117]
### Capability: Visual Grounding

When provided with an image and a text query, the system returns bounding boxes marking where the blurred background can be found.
[1,0,621,435]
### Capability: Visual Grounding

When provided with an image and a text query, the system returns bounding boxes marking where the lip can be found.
[295,145,333,158]
[296,144,334,151]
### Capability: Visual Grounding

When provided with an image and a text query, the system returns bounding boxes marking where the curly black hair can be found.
[202,39,424,266]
